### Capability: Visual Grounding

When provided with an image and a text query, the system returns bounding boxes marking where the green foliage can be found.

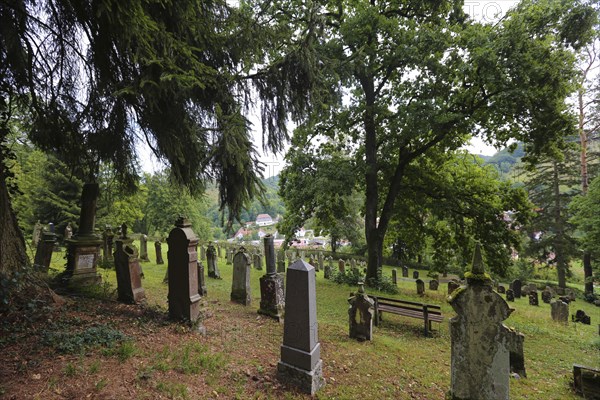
[41,322,129,354]
[103,340,137,362]
[331,268,399,295]
[571,174,600,258]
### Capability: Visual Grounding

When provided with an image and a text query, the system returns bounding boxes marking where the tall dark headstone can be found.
[429,279,439,291]
[413,270,419,279]
[155,240,164,264]
[416,279,425,295]
[506,289,515,302]
[102,226,115,262]
[65,183,102,285]
[402,265,409,278]
[510,279,522,298]
[114,226,145,304]
[139,234,149,262]
[391,269,397,285]
[258,235,285,320]
[167,217,201,322]
[277,259,325,395]
[197,261,207,296]
[254,253,263,270]
[206,242,220,278]
[231,247,252,306]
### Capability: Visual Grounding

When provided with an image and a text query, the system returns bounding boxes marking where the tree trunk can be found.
[553,161,567,289]
[0,159,29,277]
[366,230,384,282]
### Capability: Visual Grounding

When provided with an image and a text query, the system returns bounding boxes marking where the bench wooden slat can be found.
[371,294,443,336]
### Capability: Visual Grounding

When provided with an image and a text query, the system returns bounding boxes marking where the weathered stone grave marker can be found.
[429,279,439,291]
[277,259,324,395]
[497,285,506,294]
[139,234,149,262]
[231,247,252,306]
[338,259,345,273]
[448,280,460,295]
[391,269,397,285]
[167,217,201,322]
[402,265,409,278]
[348,282,374,341]
[510,279,522,298]
[34,227,57,273]
[416,279,425,295]
[551,300,569,324]
[258,235,285,320]
[506,289,515,302]
[528,290,539,306]
[114,224,145,304]
[155,240,164,264]
[413,270,419,279]
[206,241,221,279]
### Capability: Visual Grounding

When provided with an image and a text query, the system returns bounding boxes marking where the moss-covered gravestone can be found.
[114,226,145,304]
[348,283,374,341]
[449,244,513,400]
[258,235,284,320]
[167,217,201,323]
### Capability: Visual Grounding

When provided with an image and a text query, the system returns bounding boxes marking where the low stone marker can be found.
[277,259,325,395]
[413,270,419,279]
[402,266,409,277]
[528,291,539,306]
[573,364,600,399]
[541,289,553,304]
[317,253,324,272]
[258,235,285,321]
[206,242,221,279]
[34,228,57,273]
[231,247,252,306]
[505,328,527,378]
[324,257,333,279]
[254,253,263,270]
[348,282,374,341]
[429,279,439,291]
[449,244,512,400]
[167,217,201,322]
[497,285,506,294]
[114,226,145,304]
[524,283,537,296]
[416,279,425,295]
[573,310,591,325]
[139,234,149,262]
[155,240,164,264]
[506,289,515,302]
[391,269,397,285]
[64,223,73,241]
[102,226,115,262]
[551,300,569,324]
[338,259,345,273]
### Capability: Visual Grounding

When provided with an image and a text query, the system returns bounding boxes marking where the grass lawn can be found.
[1,242,598,399]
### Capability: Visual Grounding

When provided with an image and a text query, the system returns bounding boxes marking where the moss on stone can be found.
[464,271,491,282]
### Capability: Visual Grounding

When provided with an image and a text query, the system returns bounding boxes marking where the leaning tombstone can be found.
[139,234,150,262]
[510,279,522,298]
[34,228,57,273]
[416,279,425,296]
[231,247,252,306]
[449,244,512,400]
[448,280,460,296]
[277,259,325,395]
[402,265,409,278]
[114,224,145,304]
[551,300,569,324]
[65,183,103,285]
[391,269,397,285]
[206,241,221,279]
[506,289,515,302]
[528,291,539,306]
[338,259,345,273]
[497,285,506,294]
[541,289,553,304]
[573,364,600,399]
[167,217,201,323]
[573,310,591,325]
[155,240,164,264]
[258,235,285,320]
[429,279,439,291]
[413,270,419,279]
[348,282,374,341]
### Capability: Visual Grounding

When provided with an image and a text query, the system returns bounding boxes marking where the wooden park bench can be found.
[371,295,443,337]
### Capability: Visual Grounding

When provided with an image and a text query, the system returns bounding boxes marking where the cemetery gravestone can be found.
[34,228,57,273]
[64,223,73,241]
[65,183,102,285]
[317,253,324,272]
[528,291,539,306]
[573,364,600,400]
[391,269,397,285]
[167,217,201,322]
[102,226,115,262]
[217,245,222,258]
[32,220,42,248]
[402,265,409,278]
[206,242,221,279]
[200,245,205,262]
[338,259,345,273]
[449,244,512,400]
[429,279,439,291]
[277,253,286,273]
[139,234,149,262]
[197,261,207,296]
[573,310,591,325]
[497,285,506,294]
[114,226,145,304]
[506,289,515,302]
[416,279,425,296]
[551,300,569,324]
[254,253,263,270]
[510,279,522,298]
[524,283,537,296]
[448,280,460,296]
[277,259,324,395]
[348,282,374,341]
[413,270,419,279]
[541,289,553,304]
[505,328,527,378]
[231,247,252,306]
[258,235,285,321]
[155,240,164,264]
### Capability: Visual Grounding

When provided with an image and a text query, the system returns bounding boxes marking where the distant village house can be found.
[255,214,274,226]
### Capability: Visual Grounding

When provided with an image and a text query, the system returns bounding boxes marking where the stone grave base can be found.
[231,290,251,306]
[277,359,325,396]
